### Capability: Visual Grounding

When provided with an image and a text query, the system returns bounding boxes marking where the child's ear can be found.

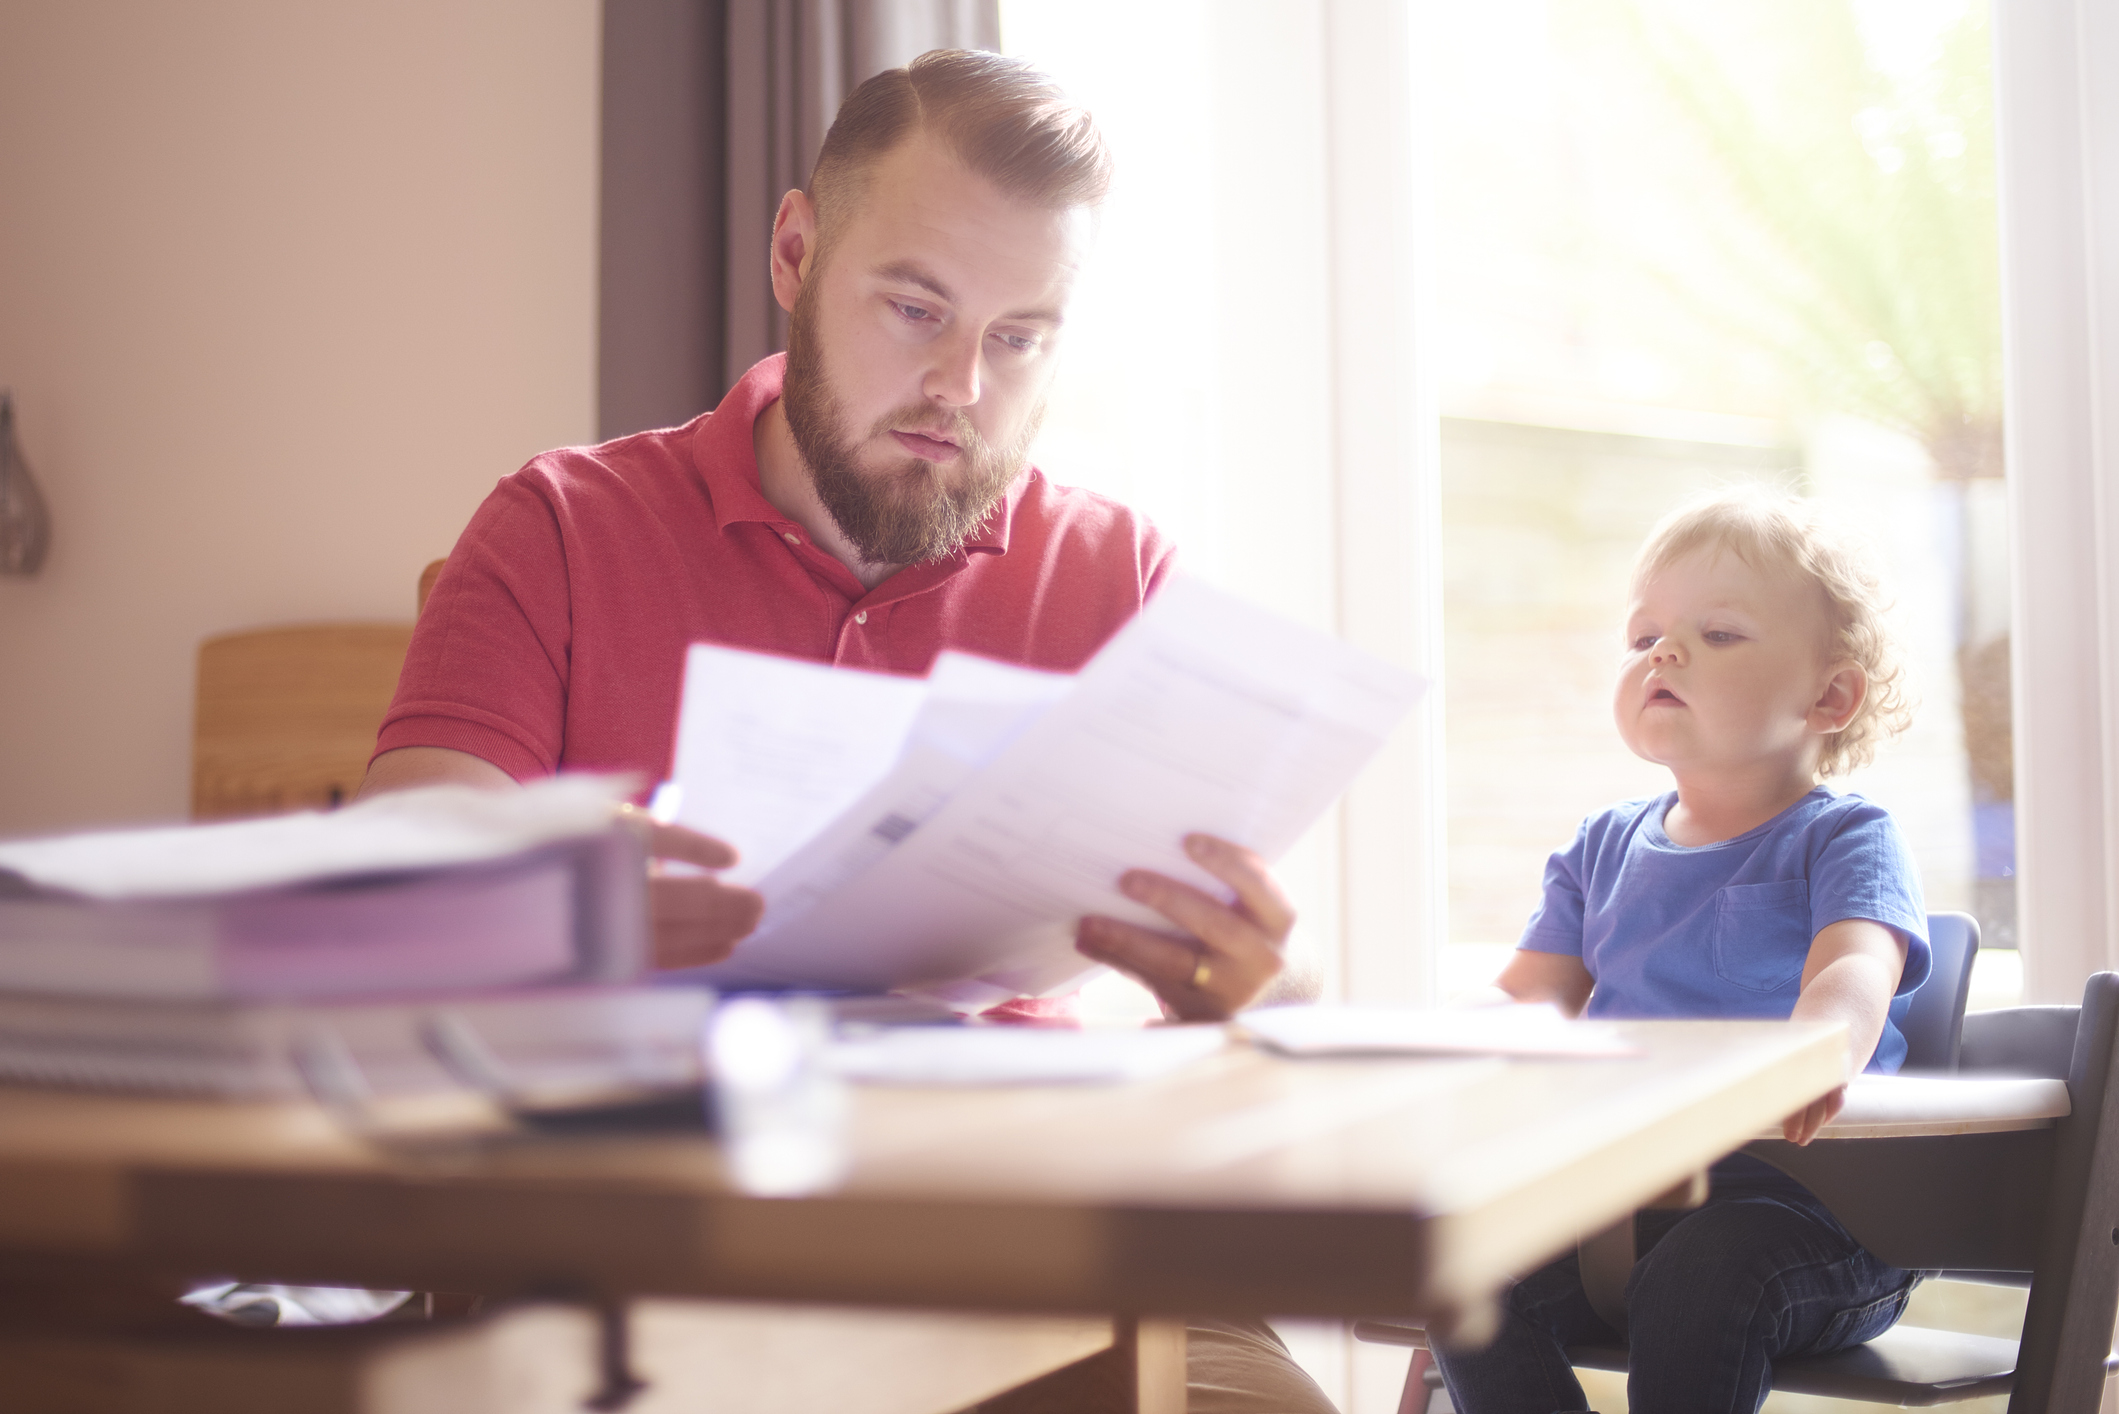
[1809,662,1868,735]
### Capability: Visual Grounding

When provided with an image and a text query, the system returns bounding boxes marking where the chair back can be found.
[1958,1004,2081,1079]
[1897,911,1981,1071]
[192,624,413,820]
[417,558,446,614]
[2011,971,2119,1413]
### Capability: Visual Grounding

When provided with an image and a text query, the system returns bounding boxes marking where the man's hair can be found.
[808,49,1112,248]
[1633,487,1914,777]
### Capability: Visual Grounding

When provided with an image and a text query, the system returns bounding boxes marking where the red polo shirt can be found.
[379,351,1175,795]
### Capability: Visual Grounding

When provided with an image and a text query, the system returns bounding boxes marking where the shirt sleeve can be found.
[372,472,573,781]
[1810,800,1932,997]
[1519,816,1593,957]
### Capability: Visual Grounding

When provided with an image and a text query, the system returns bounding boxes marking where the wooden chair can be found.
[1358,948,2119,1414]
[417,557,445,615]
[190,561,446,821]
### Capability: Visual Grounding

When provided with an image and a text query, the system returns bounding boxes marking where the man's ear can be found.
[769,189,818,315]
[1809,662,1868,735]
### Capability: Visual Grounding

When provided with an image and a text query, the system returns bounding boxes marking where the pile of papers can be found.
[667,576,1425,1009]
[0,777,666,1097]
[0,776,642,1001]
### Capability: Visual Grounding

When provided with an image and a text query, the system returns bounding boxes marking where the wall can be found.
[0,0,600,836]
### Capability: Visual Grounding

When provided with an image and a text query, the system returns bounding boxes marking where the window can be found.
[1430,0,2015,1007]
[1003,0,1441,1025]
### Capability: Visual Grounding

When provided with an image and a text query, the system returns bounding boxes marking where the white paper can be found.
[828,1023,1226,1086]
[744,654,1074,933]
[0,775,628,900]
[669,645,930,885]
[692,576,1425,997]
[1240,1003,1643,1059]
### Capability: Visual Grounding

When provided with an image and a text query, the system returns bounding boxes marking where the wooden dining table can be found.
[0,1017,1847,1411]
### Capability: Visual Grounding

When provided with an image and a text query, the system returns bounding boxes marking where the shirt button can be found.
[854,611,868,625]
[782,531,801,546]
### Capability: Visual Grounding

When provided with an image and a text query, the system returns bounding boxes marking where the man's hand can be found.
[1074,834,1294,1022]
[363,753,766,971]
[625,813,766,970]
[1782,1084,1847,1145]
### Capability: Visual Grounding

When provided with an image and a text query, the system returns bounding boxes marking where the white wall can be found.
[0,0,600,836]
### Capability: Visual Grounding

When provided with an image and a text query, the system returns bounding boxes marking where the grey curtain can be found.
[599,0,1001,440]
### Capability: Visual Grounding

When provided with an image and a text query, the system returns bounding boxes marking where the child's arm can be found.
[1781,918,1910,1144]
[1467,950,1595,1016]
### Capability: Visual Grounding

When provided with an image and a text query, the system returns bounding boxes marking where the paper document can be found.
[827,1023,1227,1086]
[1240,1004,1644,1059]
[0,775,628,900]
[737,655,1075,930]
[670,647,931,885]
[673,576,1424,1002]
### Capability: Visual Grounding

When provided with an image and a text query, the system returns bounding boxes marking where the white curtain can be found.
[598,0,999,439]
[1992,0,2119,1004]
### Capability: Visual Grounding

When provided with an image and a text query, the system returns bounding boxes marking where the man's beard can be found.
[782,287,1041,568]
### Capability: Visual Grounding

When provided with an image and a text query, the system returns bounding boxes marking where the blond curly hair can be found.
[1632,489,1914,777]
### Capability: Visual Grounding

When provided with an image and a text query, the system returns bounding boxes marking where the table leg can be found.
[1122,1315,1188,1414]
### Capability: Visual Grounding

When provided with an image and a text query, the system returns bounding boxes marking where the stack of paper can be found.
[0,984,710,1099]
[0,776,643,1000]
[0,777,663,1097]
[668,576,1425,1007]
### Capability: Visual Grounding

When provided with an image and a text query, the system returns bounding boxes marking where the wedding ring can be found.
[1190,954,1213,990]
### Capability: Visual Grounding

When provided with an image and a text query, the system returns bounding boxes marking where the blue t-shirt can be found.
[1519,787,1931,1073]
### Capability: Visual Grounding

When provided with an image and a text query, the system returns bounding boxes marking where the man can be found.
[364,50,1300,1025]
[362,51,1335,1410]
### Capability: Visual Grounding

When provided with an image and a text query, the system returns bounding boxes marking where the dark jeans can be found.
[1432,1158,1919,1414]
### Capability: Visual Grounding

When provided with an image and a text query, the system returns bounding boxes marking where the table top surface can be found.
[0,1019,1848,1322]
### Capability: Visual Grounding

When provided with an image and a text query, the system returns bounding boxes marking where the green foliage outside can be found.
[1610,0,2002,479]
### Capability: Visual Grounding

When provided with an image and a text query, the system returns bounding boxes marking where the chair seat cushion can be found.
[1790,1075,2070,1140]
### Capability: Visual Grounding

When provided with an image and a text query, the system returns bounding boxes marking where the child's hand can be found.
[1487,950,1595,1016]
[1781,1084,1847,1145]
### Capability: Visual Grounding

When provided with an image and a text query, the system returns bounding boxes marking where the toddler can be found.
[1434,490,1932,1414]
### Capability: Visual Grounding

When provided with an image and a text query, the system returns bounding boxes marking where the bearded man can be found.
[364,48,1303,1027]
[360,50,1337,1411]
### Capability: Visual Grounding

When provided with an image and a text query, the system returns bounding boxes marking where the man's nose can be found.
[925,327,982,408]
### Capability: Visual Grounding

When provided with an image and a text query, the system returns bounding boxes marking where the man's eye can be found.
[991,331,1039,354]
[890,301,935,323]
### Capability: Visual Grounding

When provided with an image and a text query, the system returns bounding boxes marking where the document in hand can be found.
[669,576,1425,1006]
[0,777,645,1000]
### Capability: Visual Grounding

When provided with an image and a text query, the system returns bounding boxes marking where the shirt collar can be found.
[692,354,793,533]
